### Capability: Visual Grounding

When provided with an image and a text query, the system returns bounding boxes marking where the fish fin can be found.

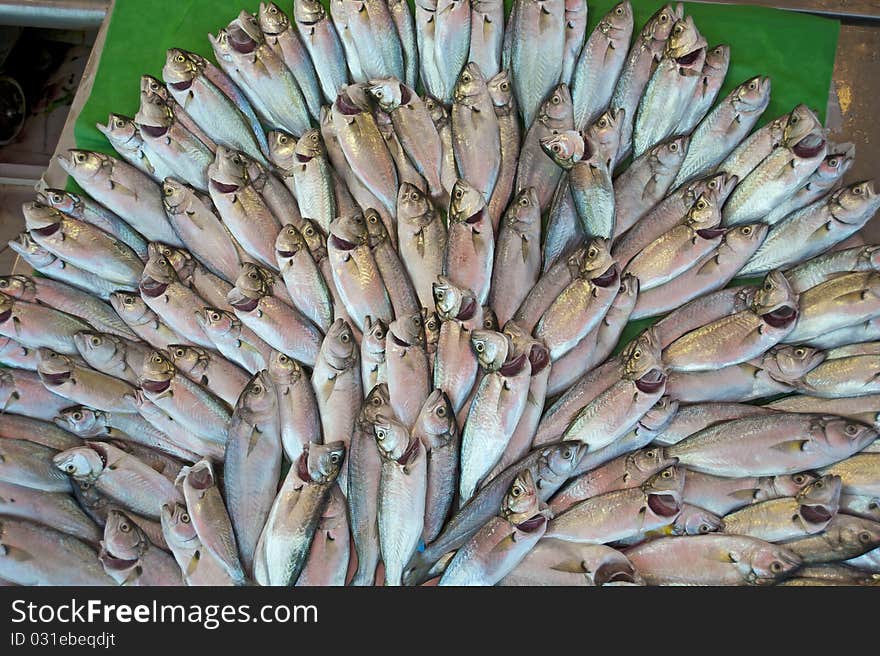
[727,488,760,502]
[185,550,201,577]
[770,439,809,453]
[246,426,262,456]
[549,560,588,574]
[109,179,138,198]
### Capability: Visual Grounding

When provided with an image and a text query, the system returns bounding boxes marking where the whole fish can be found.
[258,2,323,119]
[443,179,494,304]
[509,0,564,128]
[0,276,132,341]
[722,474,841,542]
[716,111,788,182]
[161,178,243,282]
[177,460,247,585]
[267,351,320,464]
[364,209,419,317]
[433,277,482,414]
[54,442,181,519]
[386,312,431,429]
[274,224,333,334]
[672,76,771,188]
[375,108,427,210]
[285,129,338,233]
[490,187,541,327]
[388,0,418,87]
[682,470,818,516]
[451,63,501,203]
[667,414,877,477]
[786,244,880,294]
[360,317,388,392]
[840,495,880,522]
[612,136,688,238]
[432,0,471,103]
[741,181,880,277]
[0,362,72,423]
[440,469,548,585]
[633,15,707,157]
[0,412,81,452]
[297,484,350,585]
[784,270,880,344]
[255,442,344,585]
[96,113,172,183]
[676,43,730,135]
[625,534,801,585]
[796,353,880,398]
[396,183,447,309]
[546,465,684,544]
[73,331,149,386]
[168,345,249,409]
[0,480,100,546]
[500,540,642,586]
[160,502,237,586]
[140,350,230,447]
[611,3,682,163]
[0,439,71,493]
[570,1,633,131]
[294,0,349,101]
[37,188,149,262]
[224,371,281,576]
[330,0,365,82]
[559,0,588,86]
[662,270,799,372]
[785,514,880,564]
[374,415,427,586]
[37,349,136,414]
[0,518,114,586]
[0,291,91,356]
[162,48,269,164]
[195,307,273,374]
[767,395,880,431]
[485,70,520,228]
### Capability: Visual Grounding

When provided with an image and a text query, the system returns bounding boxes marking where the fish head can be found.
[815,143,856,183]
[743,544,802,583]
[233,262,272,301]
[449,179,487,225]
[578,238,616,285]
[453,63,488,105]
[704,44,730,73]
[334,84,371,116]
[149,243,191,278]
[39,188,80,215]
[210,146,249,188]
[481,306,498,331]
[833,516,880,553]
[258,2,289,34]
[179,459,218,494]
[96,113,140,149]
[832,180,879,224]
[502,469,540,524]
[631,446,678,477]
[820,417,878,453]
[110,292,150,324]
[266,130,298,171]
[665,16,707,60]
[367,78,404,112]
[140,350,175,392]
[140,254,178,297]
[162,48,202,86]
[733,76,772,114]
[304,441,345,484]
[856,244,880,272]
[470,329,509,371]
[697,171,738,205]
[784,104,823,148]
[762,345,825,382]
[415,389,457,448]
[36,348,74,387]
[644,465,685,519]
[504,187,540,232]
[725,223,768,255]
[361,316,388,357]
[53,445,104,482]
[238,370,277,419]
[542,441,588,480]
[585,108,624,165]
[423,94,449,128]
[673,505,724,535]
[538,84,572,126]
[389,311,425,349]
[21,201,63,237]
[0,274,33,300]
[198,307,236,340]
[361,383,391,425]
[623,329,667,392]
[56,150,110,182]
[298,219,327,260]
[422,309,441,349]
[654,135,689,170]
[684,193,721,232]
[373,415,411,461]
[753,270,798,328]
[167,344,206,377]
[323,318,358,368]
[135,91,173,129]
[294,0,327,24]
[605,1,633,32]
[432,276,474,321]
[397,183,433,226]
[293,128,323,162]
[160,502,198,548]
[329,212,369,249]
[640,397,679,432]
[593,551,643,586]
[267,351,305,388]
[275,225,310,262]
[797,474,841,523]
[364,208,390,245]
[540,130,584,169]
[140,74,169,102]
[104,509,148,561]
[643,3,681,42]
[161,178,192,213]
[487,70,514,111]
[73,331,120,366]
[0,291,13,322]
[55,406,106,437]
[761,472,819,501]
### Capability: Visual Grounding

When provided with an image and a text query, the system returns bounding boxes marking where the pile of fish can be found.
[2,0,880,587]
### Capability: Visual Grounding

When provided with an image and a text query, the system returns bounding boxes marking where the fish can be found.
[795,352,880,398]
[414,389,460,544]
[786,245,880,295]
[0,291,92,356]
[443,179,495,305]
[0,480,100,546]
[396,183,447,309]
[715,111,788,182]
[297,484,350,585]
[96,113,173,183]
[784,514,880,564]
[160,502,238,586]
[255,441,345,585]
[37,349,137,415]
[433,0,472,103]
[0,368,83,427]
[469,0,504,80]
[500,540,643,586]
[433,277,482,414]
[451,64,501,204]
[386,312,431,429]
[100,509,182,586]
[195,307,273,374]
[0,438,72,493]
[509,0,564,128]
[364,209,419,317]
[73,331,149,386]
[682,471,818,516]
[559,0,588,86]
[486,70,520,229]
[224,371,282,576]
[293,0,349,101]
[676,43,730,135]
[570,1,633,131]
[388,0,418,87]
[784,270,880,344]
[819,454,880,498]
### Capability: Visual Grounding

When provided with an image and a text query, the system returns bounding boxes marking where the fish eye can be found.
[340,332,350,344]
[845,424,859,435]
[75,152,87,163]
[368,214,378,223]
[551,143,561,153]
[454,188,463,200]
[176,54,185,63]
[794,348,805,357]
[769,561,783,573]
[90,336,101,346]
[764,281,773,291]
[153,355,163,363]
[278,134,288,145]
[748,81,757,90]
[793,474,805,484]
[562,447,573,459]
[462,72,471,83]
[374,89,384,98]
[742,226,752,235]
[615,6,623,15]
[696,199,707,210]
[646,450,656,458]
[474,342,485,353]
[181,512,190,523]
[633,349,641,360]
[674,24,683,35]
[518,195,530,207]
[73,411,83,420]
[587,247,598,258]
[790,115,799,124]
[436,405,446,418]
[551,94,561,105]
[814,480,824,489]
[699,524,711,533]
[500,82,509,92]
[65,463,76,472]
[661,469,672,479]
[0,280,6,288]
[330,453,341,464]
[120,521,131,533]
[376,428,387,440]
[114,118,126,128]
[854,185,864,195]
[175,348,185,357]
[371,395,382,406]
[828,157,839,167]
[251,384,262,395]
[123,296,134,306]
[708,179,718,189]
[269,5,277,13]
[659,13,668,22]
[859,531,872,544]
[511,485,523,498]
[669,142,678,152]
[375,329,385,340]
[210,311,220,321]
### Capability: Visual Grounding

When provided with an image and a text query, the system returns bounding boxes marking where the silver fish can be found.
[444,179,494,305]
[676,43,730,135]
[509,0,564,128]
[469,0,504,79]
[451,63,501,203]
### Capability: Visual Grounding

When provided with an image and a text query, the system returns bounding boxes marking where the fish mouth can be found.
[516,515,546,533]
[648,493,681,518]
[592,266,619,288]
[800,503,833,524]
[140,277,168,298]
[762,305,797,329]
[230,296,260,313]
[210,179,239,194]
[335,92,361,116]
[528,344,550,374]
[594,562,637,586]
[456,297,477,321]
[295,153,311,163]
[169,79,193,91]
[140,124,169,138]
[228,31,257,54]
[296,451,312,482]
[187,464,214,490]
[41,370,71,386]
[676,49,701,66]
[390,333,410,348]
[499,352,528,377]
[635,368,666,394]
[30,222,61,237]
[696,227,725,239]
[276,248,297,258]
[0,309,11,324]
[398,438,420,466]
[329,234,356,251]
[793,135,825,159]
[141,378,171,394]
[465,209,484,225]
[100,553,138,571]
